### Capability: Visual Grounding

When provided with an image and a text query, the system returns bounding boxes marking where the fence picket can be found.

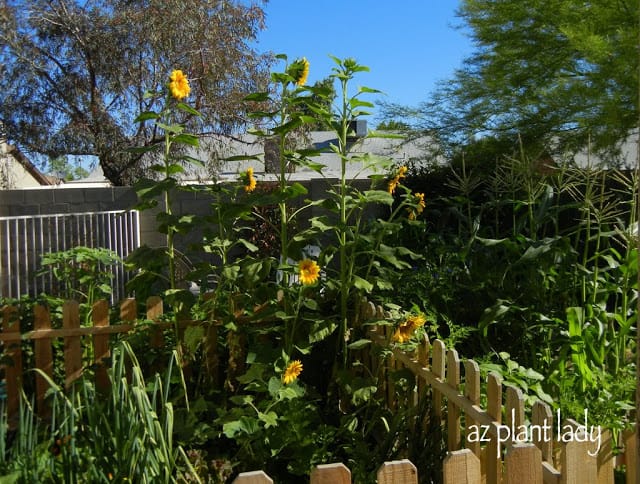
[232,471,273,484]
[146,296,164,348]
[531,400,553,463]
[486,372,503,484]
[447,348,461,451]
[596,429,614,484]
[376,459,418,484]
[505,386,524,450]
[432,339,445,418]
[310,463,351,484]
[63,300,82,388]
[560,420,597,484]
[33,304,53,414]
[2,305,21,418]
[505,444,542,484]
[443,448,481,484]
[623,430,636,484]
[92,299,110,392]
[464,359,481,457]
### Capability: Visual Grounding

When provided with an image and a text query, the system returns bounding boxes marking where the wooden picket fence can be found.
[0,296,637,483]
[0,296,169,418]
[360,300,638,484]
[233,460,417,483]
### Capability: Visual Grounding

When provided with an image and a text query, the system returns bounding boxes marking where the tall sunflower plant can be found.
[127,69,204,339]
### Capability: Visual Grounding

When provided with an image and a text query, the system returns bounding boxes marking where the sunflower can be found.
[283,360,303,384]
[169,69,191,100]
[408,192,426,220]
[298,259,320,285]
[387,165,408,194]
[392,313,427,343]
[242,167,257,192]
[289,57,310,86]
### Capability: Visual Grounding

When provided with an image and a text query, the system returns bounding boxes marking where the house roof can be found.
[3,143,55,186]
[67,128,437,187]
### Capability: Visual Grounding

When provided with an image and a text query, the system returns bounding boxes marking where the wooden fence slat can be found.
[3,306,21,419]
[146,296,164,348]
[92,300,110,392]
[596,429,614,484]
[560,421,598,484]
[447,348,461,451]
[464,359,481,459]
[310,463,351,484]
[443,449,481,484]
[623,430,636,484]
[532,400,553,463]
[33,304,53,414]
[486,372,503,484]
[63,300,83,389]
[120,298,137,322]
[505,386,524,449]
[432,339,446,418]
[377,459,418,484]
[232,471,273,484]
[505,444,542,484]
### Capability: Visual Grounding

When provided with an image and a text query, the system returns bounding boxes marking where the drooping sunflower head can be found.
[169,69,191,100]
[392,313,427,343]
[298,258,320,285]
[387,165,408,194]
[283,360,303,384]
[287,57,310,86]
[407,192,426,220]
[241,166,257,192]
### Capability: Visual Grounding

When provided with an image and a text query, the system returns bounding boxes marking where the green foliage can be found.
[408,0,639,159]
[0,342,196,482]
[394,147,637,431]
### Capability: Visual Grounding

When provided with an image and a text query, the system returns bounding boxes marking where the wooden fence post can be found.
[232,471,273,484]
[2,305,21,419]
[597,429,614,484]
[624,429,637,484]
[432,339,446,419]
[447,348,461,450]
[531,400,553,464]
[34,304,53,415]
[464,359,481,458]
[63,300,82,389]
[92,299,110,392]
[486,372,503,484]
[560,419,598,484]
[310,463,351,484]
[505,444,542,484]
[377,459,418,484]
[443,449,481,484]
[505,386,524,450]
[146,296,164,349]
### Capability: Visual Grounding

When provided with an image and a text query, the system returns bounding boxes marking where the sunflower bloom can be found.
[242,167,257,192]
[298,259,320,285]
[169,69,191,100]
[283,360,303,384]
[293,57,310,86]
[392,313,427,343]
[387,165,408,194]
[408,192,426,220]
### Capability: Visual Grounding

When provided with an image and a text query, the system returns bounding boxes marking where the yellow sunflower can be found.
[169,69,191,100]
[408,192,426,220]
[242,167,257,192]
[283,360,303,384]
[387,165,408,194]
[392,313,427,343]
[292,57,310,86]
[298,259,320,285]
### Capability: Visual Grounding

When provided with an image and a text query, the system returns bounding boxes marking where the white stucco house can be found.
[0,140,56,189]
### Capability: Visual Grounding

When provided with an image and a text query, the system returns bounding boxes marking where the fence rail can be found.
[361,300,637,484]
[0,210,139,303]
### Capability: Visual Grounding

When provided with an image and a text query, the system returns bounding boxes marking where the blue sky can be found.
[253,1,473,120]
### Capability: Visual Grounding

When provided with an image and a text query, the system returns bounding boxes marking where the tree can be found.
[385,0,638,160]
[0,0,271,185]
